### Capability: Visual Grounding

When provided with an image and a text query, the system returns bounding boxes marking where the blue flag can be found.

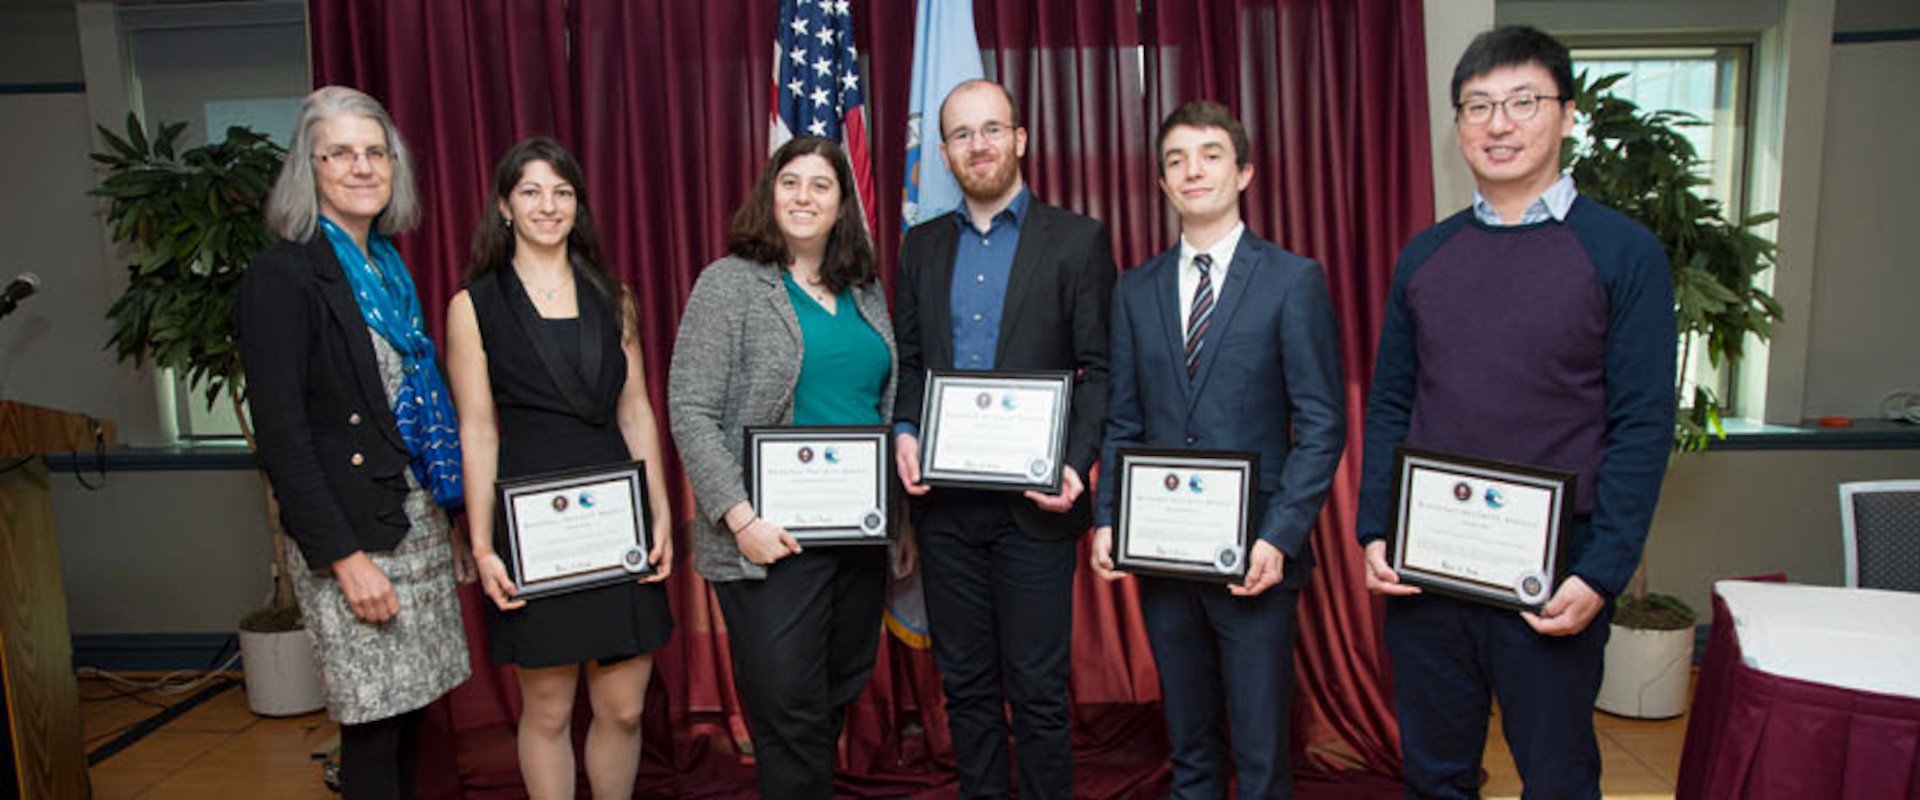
[900,0,983,230]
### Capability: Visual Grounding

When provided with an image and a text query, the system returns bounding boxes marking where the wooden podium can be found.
[1,400,113,799]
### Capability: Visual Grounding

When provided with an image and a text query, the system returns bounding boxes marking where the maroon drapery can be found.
[308,0,572,341]
[310,0,1426,795]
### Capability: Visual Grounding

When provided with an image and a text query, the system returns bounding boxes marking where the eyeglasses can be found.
[945,122,1014,147]
[1454,93,1567,126]
[312,145,392,171]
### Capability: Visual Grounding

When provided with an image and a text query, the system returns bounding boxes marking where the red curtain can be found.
[309,0,573,340]
[310,0,1427,795]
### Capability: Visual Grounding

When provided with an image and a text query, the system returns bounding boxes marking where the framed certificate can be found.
[745,426,892,546]
[918,370,1073,492]
[1112,448,1259,583]
[1388,447,1575,611]
[497,461,654,601]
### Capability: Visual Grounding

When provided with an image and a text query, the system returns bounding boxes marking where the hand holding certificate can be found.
[746,426,892,546]
[1387,447,1575,611]
[917,370,1072,492]
[1111,448,1259,583]
[497,461,655,601]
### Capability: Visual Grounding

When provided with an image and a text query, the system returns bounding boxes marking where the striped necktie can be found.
[1184,253,1214,379]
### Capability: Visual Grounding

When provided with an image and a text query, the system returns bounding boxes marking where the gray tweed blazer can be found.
[667,254,898,582]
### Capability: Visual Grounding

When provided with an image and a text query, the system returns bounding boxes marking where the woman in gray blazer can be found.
[668,136,911,798]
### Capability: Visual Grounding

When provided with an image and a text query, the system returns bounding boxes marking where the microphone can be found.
[0,272,40,319]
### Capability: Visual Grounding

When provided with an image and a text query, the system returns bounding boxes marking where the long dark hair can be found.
[465,136,617,303]
[726,136,876,293]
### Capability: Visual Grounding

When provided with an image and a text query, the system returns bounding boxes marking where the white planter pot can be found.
[1595,623,1692,719]
[238,627,326,716]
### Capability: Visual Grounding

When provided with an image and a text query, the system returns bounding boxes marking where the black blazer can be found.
[238,234,417,568]
[894,198,1117,538]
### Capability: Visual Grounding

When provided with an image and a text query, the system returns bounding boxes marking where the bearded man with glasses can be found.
[891,79,1116,799]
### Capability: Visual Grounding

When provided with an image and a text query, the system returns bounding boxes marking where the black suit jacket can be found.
[894,198,1117,538]
[238,235,417,568]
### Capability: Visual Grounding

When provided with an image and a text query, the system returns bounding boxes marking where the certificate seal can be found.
[620,545,650,574]
[859,508,886,536]
[1028,457,1052,478]
[1514,570,1549,606]
[1214,547,1241,574]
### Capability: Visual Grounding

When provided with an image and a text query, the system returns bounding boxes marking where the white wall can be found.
[1646,449,1918,615]
[1423,0,1495,215]
[1802,36,1920,416]
[51,471,274,633]
[0,8,84,83]
[0,91,163,439]
[0,4,282,638]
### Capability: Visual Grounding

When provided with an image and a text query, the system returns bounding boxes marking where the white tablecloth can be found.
[1716,579,1920,699]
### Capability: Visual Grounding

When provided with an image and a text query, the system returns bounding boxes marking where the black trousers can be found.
[1387,591,1613,800]
[714,546,888,799]
[339,707,425,800]
[918,494,1078,800]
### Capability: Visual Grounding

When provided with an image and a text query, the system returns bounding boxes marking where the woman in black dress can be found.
[445,137,673,799]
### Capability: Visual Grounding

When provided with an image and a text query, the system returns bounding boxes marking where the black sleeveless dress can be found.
[470,266,673,668]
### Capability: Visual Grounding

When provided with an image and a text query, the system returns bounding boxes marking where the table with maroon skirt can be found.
[1676,580,1920,799]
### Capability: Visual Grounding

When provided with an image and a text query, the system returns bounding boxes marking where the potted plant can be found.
[1563,72,1784,718]
[92,114,323,715]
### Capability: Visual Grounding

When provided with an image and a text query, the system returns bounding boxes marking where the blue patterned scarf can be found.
[318,216,464,509]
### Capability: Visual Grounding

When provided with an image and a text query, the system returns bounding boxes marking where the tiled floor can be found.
[82,677,337,800]
[81,674,1691,798]
[1480,701,1689,799]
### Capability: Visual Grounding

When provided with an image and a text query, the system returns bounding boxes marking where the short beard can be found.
[953,151,1020,204]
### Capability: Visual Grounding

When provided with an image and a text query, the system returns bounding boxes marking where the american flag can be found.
[772,0,878,235]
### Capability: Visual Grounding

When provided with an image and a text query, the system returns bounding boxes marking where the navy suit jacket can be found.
[1096,232,1346,587]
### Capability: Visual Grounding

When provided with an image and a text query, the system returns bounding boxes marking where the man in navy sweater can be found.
[1355,26,1676,798]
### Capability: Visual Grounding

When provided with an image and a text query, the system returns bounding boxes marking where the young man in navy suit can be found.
[1092,100,1346,798]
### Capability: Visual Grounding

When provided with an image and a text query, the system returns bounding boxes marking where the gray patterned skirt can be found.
[287,483,471,725]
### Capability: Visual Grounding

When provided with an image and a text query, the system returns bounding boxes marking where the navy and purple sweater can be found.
[1357,195,1676,598]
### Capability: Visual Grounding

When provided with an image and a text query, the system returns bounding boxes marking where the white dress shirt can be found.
[1176,222,1246,338]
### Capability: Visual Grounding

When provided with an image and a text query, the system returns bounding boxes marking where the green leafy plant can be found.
[1563,72,1786,627]
[93,115,299,618]
[1563,71,1785,454]
[1612,591,1695,631]
[92,113,284,422]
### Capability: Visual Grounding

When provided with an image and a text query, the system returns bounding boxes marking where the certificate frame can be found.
[1112,448,1259,584]
[918,369,1073,493]
[497,460,654,601]
[744,425,893,546]
[1388,447,1575,612]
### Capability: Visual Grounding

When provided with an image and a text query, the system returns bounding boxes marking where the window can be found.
[1569,42,1759,419]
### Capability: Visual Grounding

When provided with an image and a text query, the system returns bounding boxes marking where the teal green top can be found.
[783,272,891,425]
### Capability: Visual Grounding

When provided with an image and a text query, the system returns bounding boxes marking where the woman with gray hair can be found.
[238,85,470,800]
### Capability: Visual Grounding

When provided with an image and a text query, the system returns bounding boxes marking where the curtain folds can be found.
[310,0,572,340]
[309,0,1429,795]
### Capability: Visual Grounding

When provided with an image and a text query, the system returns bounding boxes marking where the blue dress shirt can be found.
[948,188,1030,370]
[1472,173,1578,226]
